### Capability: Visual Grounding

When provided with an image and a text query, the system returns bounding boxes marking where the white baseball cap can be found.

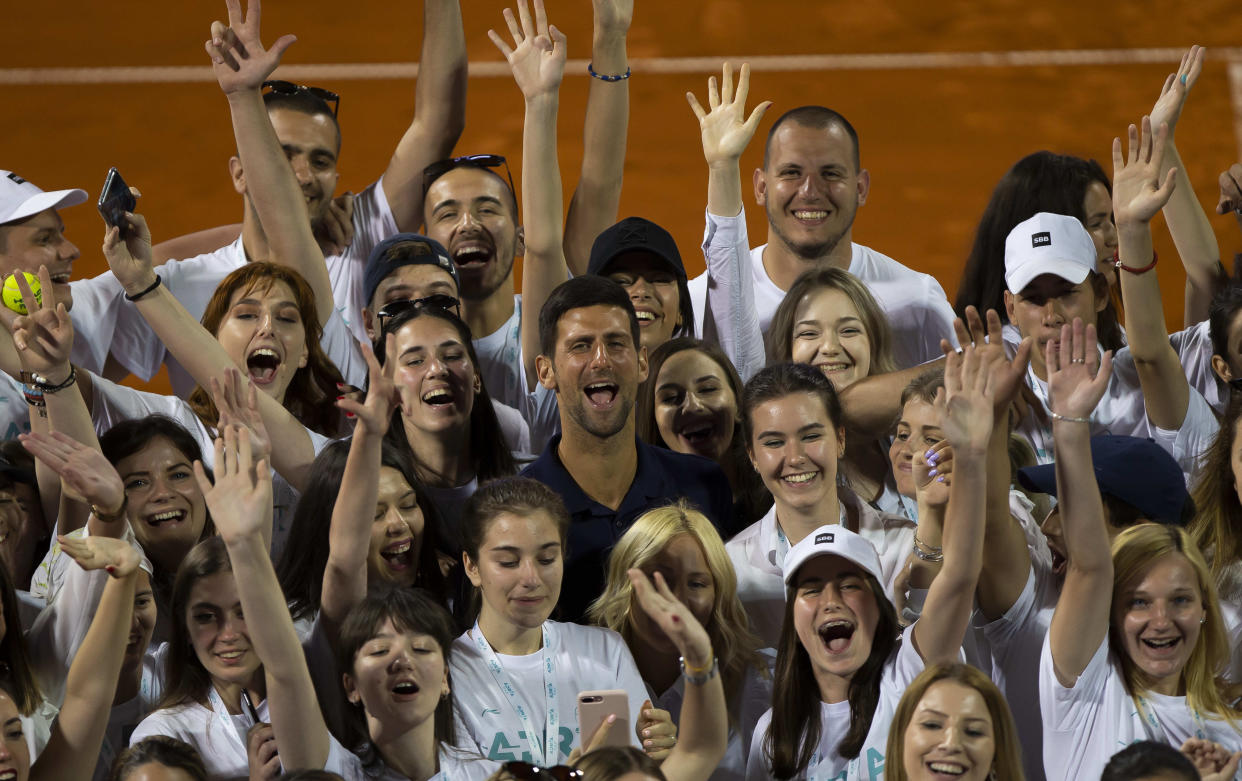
[1003,212,1097,294]
[0,170,87,226]
[782,524,885,591]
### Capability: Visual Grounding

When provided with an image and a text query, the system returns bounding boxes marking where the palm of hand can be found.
[701,107,753,164]
[207,482,269,539]
[942,396,990,451]
[1049,363,1102,419]
[1113,164,1165,225]
[509,36,565,97]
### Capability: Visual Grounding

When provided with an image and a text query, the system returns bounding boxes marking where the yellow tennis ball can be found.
[2,272,41,315]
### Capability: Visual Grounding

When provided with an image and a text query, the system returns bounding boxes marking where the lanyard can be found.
[206,683,259,749]
[472,622,559,765]
[1135,693,1210,741]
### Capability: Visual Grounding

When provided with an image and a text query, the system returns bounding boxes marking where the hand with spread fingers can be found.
[205,0,297,96]
[20,431,125,514]
[687,62,772,169]
[11,264,74,382]
[1112,116,1177,230]
[338,336,401,437]
[1045,319,1112,423]
[939,346,995,458]
[1149,45,1205,140]
[58,533,141,579]
[210,368,272,464]
[488,0,567,102]
[193,424,273,545]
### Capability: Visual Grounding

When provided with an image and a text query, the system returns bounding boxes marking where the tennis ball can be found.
[2,273,40,316]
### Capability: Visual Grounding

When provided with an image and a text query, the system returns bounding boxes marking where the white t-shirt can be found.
[0,373,29,440]
[325,738,500,781]
[89,374,330,562]
[745,624,924,781]
[688,210,958,374]
[725,491,915,649]
[450,621,648,764]
[1039,632,1242,780]
[130,695,271,780]
[68,180,396,396]
[652,663,772,781]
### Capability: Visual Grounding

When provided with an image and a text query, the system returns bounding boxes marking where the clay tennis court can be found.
[4,1,1241,393]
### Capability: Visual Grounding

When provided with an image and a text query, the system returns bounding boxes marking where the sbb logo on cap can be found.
[815,532,835,544]
[5,173,26,186]
[1031,231,1051,248]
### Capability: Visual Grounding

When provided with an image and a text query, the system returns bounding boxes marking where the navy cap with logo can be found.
[1016,435,1191,525]
[363,233,458,308]
[587,216,687,281]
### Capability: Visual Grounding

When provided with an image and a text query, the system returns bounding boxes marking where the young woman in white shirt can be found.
[744,345,993,781]
[451,477,672,765]
[589,502,768,780]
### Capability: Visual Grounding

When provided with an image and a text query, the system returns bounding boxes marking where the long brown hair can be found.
[884,663,1025,781]
[764,569,900,778]
[1189,395,1242,589]
[157,537,238,711]
[186,262,344,437]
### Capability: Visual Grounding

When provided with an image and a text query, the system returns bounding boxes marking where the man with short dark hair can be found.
[687,82,957,373]
[522,275,733,621]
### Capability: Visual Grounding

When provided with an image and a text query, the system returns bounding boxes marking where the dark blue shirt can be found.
[522,435,735,622]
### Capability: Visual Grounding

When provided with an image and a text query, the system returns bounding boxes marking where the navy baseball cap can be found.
[588,217,687,281]
[363,233,458,308]
[1016,435,1190,525]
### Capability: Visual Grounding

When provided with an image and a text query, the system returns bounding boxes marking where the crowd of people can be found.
[2,1,1242,779]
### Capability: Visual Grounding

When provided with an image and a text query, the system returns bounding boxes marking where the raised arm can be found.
[488,0,570,389]
[1147,45,1225,325]
[1114,117,1186,430]
[1046,320,1115,686]
[196,426,330,770]
[686,63,771,380]
[561,0,631,276]
[103,211,316,490]
[31,535,138,781]
[321,338,401,631]
[913,345,992,664]
[382,0,467,232]
[627,569,726,781]
[203,0,336,326]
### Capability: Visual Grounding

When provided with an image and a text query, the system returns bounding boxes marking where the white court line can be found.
[4,46,1242,84]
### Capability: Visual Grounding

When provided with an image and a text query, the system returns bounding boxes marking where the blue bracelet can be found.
[587,63,631,82]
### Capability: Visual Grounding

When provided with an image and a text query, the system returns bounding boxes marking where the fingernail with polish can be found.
[937,476,946,483]
[928,468,938,477]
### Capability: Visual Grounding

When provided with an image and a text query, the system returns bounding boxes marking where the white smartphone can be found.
[577,689,631,749]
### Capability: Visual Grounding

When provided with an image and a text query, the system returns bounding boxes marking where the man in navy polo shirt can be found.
[523,275,733,621]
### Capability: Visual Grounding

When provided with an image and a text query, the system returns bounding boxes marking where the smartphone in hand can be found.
[98,167,136,238]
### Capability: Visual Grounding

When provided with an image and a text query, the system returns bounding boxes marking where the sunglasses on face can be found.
[261,80,341,118]
[422,154,518,210]
[376,294,462,329]
[501,761,584,781]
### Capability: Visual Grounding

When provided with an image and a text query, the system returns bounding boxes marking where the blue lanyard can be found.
[206,683,259,749]
[1135,693,1210,741]
[471,622,559,765]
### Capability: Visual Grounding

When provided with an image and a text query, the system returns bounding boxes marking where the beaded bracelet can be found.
[588,63,631,82]
[1050,411,1091,424]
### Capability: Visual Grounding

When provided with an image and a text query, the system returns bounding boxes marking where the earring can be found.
[1201,616,1207,625]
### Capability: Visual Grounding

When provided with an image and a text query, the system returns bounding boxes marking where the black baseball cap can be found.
[363,233,458,308]
[587,217,686,281]
[1017,435,1191,525]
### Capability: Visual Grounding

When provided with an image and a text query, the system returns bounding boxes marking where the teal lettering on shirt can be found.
[866,747,885,778]
[486,732,528,763]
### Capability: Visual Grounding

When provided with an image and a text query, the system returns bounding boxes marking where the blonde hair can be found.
[588,502,765,726]
[1110,524,1241,724]
[884,663,1025,781]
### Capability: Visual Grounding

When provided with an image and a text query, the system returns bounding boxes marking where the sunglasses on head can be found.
[377,294,461,328]
[422,154,517,208]
[262,80,341,118]
[501,761,584,781]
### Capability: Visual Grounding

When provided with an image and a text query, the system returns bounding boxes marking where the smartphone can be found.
[97,167,136,237]
[577,690,630,749]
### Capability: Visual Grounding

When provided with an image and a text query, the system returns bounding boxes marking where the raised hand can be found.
[1046,319,1113,421]
[313,192,355,257]
[193,425,273,544]
[101,200,157,298]
[1181,738,1242,781]
[687,62,772,167]
[59,533,141,579]
[949,307,1033,414]
[591,0,633,37]
[210,368,272,463]
[20,431,125,513]
[205,0,297,95]
[11,265,74,379]
[939,347,996,456]
[1112,116,1177,228]
[488,0,567,101]
[914,439,953,509]
[627,568,713,668]
[1149,45,1205,139]
[338,336,401,436]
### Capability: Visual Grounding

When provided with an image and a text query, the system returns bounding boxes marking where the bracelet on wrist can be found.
[21,386,45,408]
[91,494,128,524]
[31,366,76,394]
[1113,248,1158,275]
[913,541,944,562]
[1050,411,1091,424]
[679,655,719,685]
[587,62,631,82]
[125,275,162,302]
[913,532,942,554]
